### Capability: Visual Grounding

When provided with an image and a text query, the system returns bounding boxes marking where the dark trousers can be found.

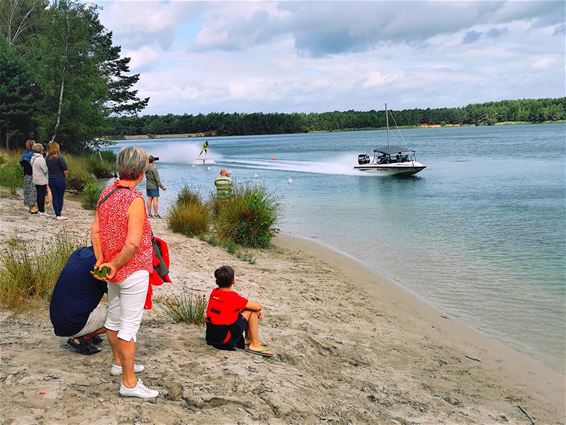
[35,184,47,213]
[49,177,66,216]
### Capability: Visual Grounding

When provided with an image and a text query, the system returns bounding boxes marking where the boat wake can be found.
[219,154,367,176]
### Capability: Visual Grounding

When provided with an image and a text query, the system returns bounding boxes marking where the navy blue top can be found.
[46,156,67,180]
[49,246,107,336]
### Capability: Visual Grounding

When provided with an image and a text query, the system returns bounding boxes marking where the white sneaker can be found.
[119,379,158,399]
[38,212,49,216]
[110,363,145,376]
[56,216,68,220]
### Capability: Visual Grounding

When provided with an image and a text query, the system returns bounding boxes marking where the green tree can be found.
[0,36,40,148]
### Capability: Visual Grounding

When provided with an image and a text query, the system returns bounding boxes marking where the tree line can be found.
[0,0,147,152]
[106,98,565,137]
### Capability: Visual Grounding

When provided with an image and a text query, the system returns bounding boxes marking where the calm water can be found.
[112,124,566,371]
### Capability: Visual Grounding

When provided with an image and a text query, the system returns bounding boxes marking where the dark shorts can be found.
[146,189,159,197]
[207,314,247,350]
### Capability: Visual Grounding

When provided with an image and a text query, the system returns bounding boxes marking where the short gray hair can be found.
[117,146,149,180]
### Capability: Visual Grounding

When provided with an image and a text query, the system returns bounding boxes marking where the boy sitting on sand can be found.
[206,265,273,357]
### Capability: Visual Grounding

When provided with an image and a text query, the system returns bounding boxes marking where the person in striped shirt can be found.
[214,168,233,198]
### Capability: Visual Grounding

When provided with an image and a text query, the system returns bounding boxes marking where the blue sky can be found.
[96,1,565,115]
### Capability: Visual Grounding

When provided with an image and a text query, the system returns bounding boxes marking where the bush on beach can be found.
[0,160,23,195]
[168,187,210,237]
[81,181,103,210]
[158,294,207,324]
[215,185,278,248]
[0,235,82,310]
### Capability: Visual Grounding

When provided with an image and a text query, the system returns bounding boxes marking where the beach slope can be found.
[0,195,563,424]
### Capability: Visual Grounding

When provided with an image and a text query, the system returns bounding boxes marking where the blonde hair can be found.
[46,141,60,159]
[32,143,43,153]
[25,139,35,150]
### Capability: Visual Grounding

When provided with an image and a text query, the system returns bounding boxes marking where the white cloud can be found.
[95,1,565,114]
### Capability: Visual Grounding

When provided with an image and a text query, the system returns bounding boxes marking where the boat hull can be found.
[192,158,216,165]
[354,162,426,176]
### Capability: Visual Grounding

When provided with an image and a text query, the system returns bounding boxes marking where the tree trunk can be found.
[51,76,65,142]
[5,123,9,150]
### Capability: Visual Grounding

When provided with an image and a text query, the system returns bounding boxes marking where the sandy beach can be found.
[0,193,564,425]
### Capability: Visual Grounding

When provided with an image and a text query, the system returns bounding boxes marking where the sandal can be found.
[67,338,101,355]
[245,346,273,358]
[91,335,103,345]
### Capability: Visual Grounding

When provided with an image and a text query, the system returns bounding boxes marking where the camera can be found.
[149,155,159,161]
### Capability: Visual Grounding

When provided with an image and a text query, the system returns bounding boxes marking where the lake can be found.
[111,123,566,372]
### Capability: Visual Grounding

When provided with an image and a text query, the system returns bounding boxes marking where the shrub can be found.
[215,185,278,248]
[65,154,95,191]
[159,294,207,324]
[177,185,202,206]
[87,156,115,178]
[168,202,210,237]
[81,181,103,210]
[0,235,82,310]
[0,160,22,195]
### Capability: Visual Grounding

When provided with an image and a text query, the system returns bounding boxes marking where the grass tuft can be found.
[158,294,207,324]
[81,181,103,210]
[0,160,22,195]
[215,185,278,248]
[168,186,210,237]
[0,235,82,310]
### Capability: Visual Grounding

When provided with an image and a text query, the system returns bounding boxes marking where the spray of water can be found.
[152,143,224,165]
[219,153,371,176]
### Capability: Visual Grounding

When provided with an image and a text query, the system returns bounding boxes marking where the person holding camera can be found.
[145,155,166,218]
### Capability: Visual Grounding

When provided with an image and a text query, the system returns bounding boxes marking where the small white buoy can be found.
[288,178,293,184]
[207,166,211,171]
[253,173,259,178]
[192,164,195,168]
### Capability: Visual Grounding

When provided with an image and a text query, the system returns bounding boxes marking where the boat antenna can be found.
[385,102,390,153]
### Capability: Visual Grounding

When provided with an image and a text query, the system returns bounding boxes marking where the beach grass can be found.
[81,181,103,210]
[0,160,22,195]
[158,294,207,324]
[168,193,210,237]
[214,185,278,248]
[0,234,82,310]
[199,234,256,264]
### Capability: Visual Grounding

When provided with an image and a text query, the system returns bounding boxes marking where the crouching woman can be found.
[91,146,158,399]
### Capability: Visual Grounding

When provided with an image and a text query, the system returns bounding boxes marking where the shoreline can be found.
[0,194,564,423]
[107,121,565,141]
[275,234,565,408]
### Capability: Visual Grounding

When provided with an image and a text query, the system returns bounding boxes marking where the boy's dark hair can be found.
[214,265,234,288]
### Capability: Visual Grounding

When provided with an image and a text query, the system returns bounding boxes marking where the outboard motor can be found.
[358,154,370,165]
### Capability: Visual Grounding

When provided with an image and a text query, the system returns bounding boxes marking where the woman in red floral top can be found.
[91,146,158,399]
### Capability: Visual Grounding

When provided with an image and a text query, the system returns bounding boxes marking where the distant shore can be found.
[108,120,565,141]
[1,194,564,423]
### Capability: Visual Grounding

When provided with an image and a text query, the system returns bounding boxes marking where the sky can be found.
[96,1,565,115]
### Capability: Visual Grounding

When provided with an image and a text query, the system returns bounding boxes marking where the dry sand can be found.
[0,194,564,425]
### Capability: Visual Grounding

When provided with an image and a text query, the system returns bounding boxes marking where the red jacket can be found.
[144,236,171,309]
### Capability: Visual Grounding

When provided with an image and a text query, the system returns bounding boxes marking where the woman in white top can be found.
[31,143,49,216]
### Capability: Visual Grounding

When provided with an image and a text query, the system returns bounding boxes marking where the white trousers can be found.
[104,270,149,342]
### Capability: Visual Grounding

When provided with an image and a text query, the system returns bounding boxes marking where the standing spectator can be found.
[145,155,166,218]
[31,143,49,216]
[19,139,38,214]
[91,145,158,399]
[214,168,233,198]
[46,141,68,220]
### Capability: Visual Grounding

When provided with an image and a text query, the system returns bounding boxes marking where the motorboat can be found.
[354,104,426,176]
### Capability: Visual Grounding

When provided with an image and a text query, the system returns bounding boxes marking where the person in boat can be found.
[396,152,403,162]
[214,168,233,198]
[205,265,273,357]
[379,154,390,164]
[49,246,108,355]
[199,140,209,157]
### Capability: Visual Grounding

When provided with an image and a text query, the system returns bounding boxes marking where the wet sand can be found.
[0,194,564,424]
